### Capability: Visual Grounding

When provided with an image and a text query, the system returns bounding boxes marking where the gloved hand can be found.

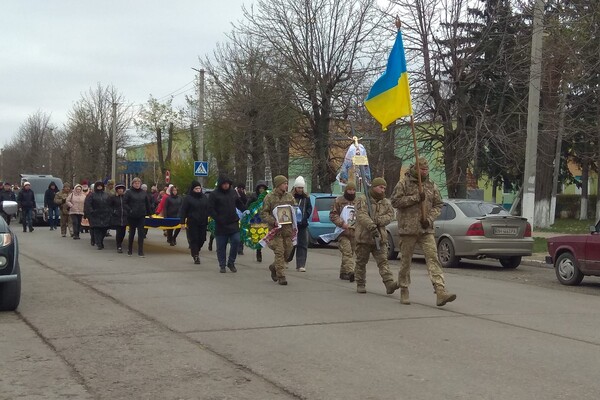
[420,219,430,229]
[368,224,378,234]
[418,192,426,202]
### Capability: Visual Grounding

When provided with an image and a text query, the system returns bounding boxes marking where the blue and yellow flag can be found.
[364,30,413,130]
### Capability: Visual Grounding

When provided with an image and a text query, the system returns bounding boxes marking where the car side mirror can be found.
[2,201,18,215]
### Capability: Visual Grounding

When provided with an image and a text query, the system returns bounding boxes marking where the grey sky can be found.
[0,0,250,145]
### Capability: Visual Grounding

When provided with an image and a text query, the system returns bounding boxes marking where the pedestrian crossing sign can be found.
[194,161,209,177]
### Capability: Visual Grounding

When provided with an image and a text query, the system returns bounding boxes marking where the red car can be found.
[546,223,600,285]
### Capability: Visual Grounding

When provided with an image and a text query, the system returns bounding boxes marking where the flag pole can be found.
[396,16,426,223]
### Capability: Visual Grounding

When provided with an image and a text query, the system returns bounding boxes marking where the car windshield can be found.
[456,202,510,218]
[315,197,334,211]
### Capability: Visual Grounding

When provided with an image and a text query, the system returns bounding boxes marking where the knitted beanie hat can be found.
[273,175,288,188]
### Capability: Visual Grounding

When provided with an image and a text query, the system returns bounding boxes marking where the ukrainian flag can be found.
[364,30,413,130]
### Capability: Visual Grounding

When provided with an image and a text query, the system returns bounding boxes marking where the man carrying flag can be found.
[365,19,456,307]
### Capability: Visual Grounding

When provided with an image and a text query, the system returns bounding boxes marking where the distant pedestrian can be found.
[124,177,152,257]
[235,183,247,255]
[291,176,312,272]
[87,181,112,250]
[44,181,60,230]
[208,175,245,273]
[179,181,209,264]
[67,184,86,240]
[17,182,36,232]
[54,183,73,237]
[390,158,456,306]
[0,181,17,225]
[110,183,128,253]
[164,185,182,246]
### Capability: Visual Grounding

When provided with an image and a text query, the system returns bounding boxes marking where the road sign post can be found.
[194,161,209,177]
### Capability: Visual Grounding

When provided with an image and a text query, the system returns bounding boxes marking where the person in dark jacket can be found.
[291,176,312,272]
[123,177,151,257]
[246,180,269,262]
[235,183,248,255]
[208,175,245,273]
[87,181,112,250]
[110,183,129,253]
[179,181,209,264]
[164,185,183,246]
[0,181,17,225]
[44,181,60,231]
[17,181,36,232]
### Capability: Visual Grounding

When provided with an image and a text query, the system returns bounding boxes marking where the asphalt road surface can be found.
[2,228,600,400]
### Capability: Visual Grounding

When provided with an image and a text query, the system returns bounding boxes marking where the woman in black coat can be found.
[179,181,209,264]
[123,177,152,257]
[87,181,112,250]
[164,186,183,246]
[110,183,129,253]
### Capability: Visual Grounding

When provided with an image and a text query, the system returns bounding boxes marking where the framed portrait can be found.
[275,205,294,225]
[341,205,356,227]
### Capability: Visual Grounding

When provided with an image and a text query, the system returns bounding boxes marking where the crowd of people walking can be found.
[0,164,456,307]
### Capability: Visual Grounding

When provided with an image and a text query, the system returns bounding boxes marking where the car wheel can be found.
[499,256,521,269]
[554,252,584,286]
[437,238,459,268]
[0,263,21,311]
[387,231,399,260]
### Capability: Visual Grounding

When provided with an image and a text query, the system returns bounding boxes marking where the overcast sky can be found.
[0,0,251,146]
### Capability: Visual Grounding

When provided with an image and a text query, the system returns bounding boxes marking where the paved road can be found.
[2,228,600,399]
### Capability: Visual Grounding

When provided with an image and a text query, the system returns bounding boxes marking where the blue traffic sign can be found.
[194,161,209,177]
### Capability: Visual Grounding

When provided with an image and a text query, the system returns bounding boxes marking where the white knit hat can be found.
[293,176,306,188]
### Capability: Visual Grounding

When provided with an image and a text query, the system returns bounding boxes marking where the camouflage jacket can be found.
[355,191,395,245]
[54,191,71,214]
[390,172,443,235]
[260,188,296,237]
[329,195,357,239]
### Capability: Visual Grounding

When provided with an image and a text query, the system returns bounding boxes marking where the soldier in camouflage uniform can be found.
[329,181,358,281]
[390,158,456,307]
[260,175,296,285]
[354,177,399,294]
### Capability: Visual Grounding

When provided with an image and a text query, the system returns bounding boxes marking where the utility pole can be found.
[192,68,205,184]
[522,0,545,226]
[550,79,566,225]
[111,102,117,182]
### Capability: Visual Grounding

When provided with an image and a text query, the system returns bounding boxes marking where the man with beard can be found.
[329,181,358,281]
[391,158,456,307]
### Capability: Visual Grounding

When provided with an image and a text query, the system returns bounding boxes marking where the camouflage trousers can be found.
[338,235,356,274]
[355,243,394,286]
[60,211,73,236]
[399,233,445,290]
[268,235,294,278]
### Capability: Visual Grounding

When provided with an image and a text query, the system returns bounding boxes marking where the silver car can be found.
[387,199,534,269]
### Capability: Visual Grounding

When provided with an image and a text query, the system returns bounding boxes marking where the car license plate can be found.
[493,226,518,236]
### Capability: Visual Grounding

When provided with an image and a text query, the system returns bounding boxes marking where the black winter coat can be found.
[179,192,209,226]
[164,195,182,218]
[110,195,129,227]
[44,184,59,208]
[293,192,313,228]
[124,188,151,218]
[88,191,112,228]
[17,189,36,209]
[208,186,243,235]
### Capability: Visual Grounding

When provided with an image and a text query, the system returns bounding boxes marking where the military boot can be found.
[339,272,349,280]
[269,264,278,282]
[400,288,410,305]
[357,285,366,294]
[278,276,288,285]
[436,287,456,306]
[385,280,400,295]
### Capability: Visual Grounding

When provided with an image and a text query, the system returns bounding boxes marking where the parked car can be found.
[0,201,21,311]
[387,199,533,268]
[307,193,337,246]
[546,222,600,285]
